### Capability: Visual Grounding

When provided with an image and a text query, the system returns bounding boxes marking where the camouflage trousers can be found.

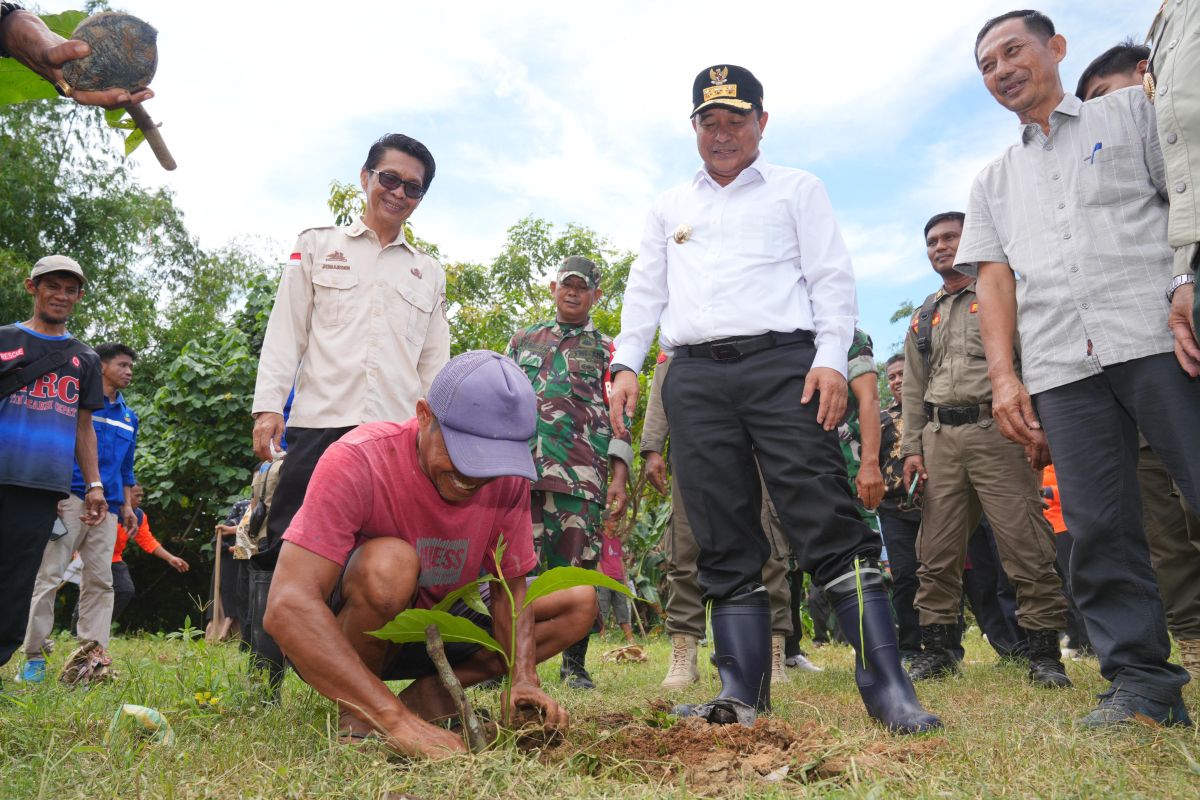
[531,490,603,570]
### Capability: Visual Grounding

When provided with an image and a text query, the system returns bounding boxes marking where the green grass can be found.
[2,629,1199,799]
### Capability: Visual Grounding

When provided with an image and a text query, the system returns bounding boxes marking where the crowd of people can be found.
[2,4,1200,760]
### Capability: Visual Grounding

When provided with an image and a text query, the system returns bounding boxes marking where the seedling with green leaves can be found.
[368,536,635,744]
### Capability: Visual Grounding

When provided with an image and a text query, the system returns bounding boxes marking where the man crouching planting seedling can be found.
[368,543,636,750]
[264,351,606,759]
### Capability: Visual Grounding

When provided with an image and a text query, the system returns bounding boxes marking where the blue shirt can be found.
[0,323,103,497]
[70,391,138,512]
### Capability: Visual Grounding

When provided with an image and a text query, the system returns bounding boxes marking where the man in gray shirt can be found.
[958,9,1198,728]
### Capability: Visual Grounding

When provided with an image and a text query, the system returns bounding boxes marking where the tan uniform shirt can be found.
[899,282,1017,457]
[252,219,450,429]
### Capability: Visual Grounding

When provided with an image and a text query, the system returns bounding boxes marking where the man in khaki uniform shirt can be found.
[246,134,450,690]
[901,211,1068,688]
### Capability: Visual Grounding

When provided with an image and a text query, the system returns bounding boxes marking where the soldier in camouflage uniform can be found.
[507,256,634,689]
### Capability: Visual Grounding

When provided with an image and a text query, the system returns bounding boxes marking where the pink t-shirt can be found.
[598,533,625,582]
[283,419,537,609]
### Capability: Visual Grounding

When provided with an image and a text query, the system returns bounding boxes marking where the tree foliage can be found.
[1,98,277,631]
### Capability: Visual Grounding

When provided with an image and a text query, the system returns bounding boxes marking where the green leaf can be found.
[431,578,492,616]
[123,127,146,156]
[367,609,508,665]
[523,566,633,610]
[0,11,88,106]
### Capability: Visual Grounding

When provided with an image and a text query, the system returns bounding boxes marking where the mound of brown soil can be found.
[545,706,944,796]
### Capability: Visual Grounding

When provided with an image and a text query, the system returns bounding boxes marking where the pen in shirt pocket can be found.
[1087,142,1102,164]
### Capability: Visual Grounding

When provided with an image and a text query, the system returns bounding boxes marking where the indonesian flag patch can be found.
[287,252,302,267]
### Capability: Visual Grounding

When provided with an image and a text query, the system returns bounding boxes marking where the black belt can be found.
[923,402,991,426]
[674,330,814,362]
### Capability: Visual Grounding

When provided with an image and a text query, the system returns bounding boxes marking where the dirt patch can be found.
[543,706,945,795]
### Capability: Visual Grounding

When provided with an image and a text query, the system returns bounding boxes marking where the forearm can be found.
[976,262,1019,381]
[1,9,61,79]
[268,584,408,726]
[150,546,174,562]
[850,374,880,466]
[74,414,100,485]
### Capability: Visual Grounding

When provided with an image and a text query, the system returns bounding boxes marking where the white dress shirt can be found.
[612,154,857,377]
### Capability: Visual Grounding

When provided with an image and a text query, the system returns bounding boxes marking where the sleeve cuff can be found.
[1174,243,1199,278]
[607,439,635,467]
[812,346,848,378]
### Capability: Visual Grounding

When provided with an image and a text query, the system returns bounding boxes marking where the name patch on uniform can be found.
[0,347,25,362]
[320,263,351,271]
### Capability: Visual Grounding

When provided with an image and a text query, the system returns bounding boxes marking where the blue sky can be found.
[39,0,1159,356]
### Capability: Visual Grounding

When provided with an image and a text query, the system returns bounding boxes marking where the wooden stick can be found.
[125,103,177,171]
[424,625,488,753]
[206,532,225,643]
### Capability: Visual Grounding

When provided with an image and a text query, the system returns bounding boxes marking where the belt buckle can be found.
[709,342,742,362]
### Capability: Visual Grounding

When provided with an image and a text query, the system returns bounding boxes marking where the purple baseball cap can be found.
[427,350,537,480]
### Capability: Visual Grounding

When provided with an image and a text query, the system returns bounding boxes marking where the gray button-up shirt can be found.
[955,88,1175,395]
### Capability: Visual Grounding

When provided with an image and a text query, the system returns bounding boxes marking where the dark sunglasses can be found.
[367,169,425,199]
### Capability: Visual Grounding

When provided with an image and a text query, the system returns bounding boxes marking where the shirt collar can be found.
[554,317,595,333]
[1020,92,1080,145]
[692,152,770,190]
[345,216,415,252]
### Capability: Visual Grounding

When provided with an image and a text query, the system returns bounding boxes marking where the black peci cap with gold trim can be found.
[691,64,763,117]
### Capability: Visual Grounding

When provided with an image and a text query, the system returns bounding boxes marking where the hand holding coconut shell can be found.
[0,7,153,108]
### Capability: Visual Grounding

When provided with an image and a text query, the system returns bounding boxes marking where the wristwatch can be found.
[86,481,104,493]
[1167,273,1195,302]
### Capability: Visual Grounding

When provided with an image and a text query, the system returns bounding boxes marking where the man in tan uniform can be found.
[640,355,809,690]
[247,133,451,689]
[901,211,1069,688]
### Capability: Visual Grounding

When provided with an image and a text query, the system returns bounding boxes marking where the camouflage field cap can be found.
[691,64,764,117]
[557,255,601,289]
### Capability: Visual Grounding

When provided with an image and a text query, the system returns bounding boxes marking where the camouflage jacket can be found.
[507,319,634,504]
[836,328,876,483]
[877,401,921,521]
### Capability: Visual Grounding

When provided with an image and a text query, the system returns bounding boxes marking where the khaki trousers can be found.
[914,420,1066,630]
[663,472,793,638]
[24,494,118,655]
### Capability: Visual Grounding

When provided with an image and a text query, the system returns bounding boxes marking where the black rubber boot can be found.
[908,624,962,682]
[247,564,286,702]
[826,565,942,734]
[559,636,595,689]
[1024,628,1072,688]
[674,586,771,724]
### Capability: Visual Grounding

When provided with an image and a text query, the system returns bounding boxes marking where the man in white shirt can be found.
[247,133,451,691]
[608,64,939,734]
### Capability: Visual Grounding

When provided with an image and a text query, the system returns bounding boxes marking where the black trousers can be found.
[254,425,355,569]
[879,513,921,656]
[0,485,60,668]
[1033,353,1200,702]
[662,340,879,600]
[1053,530,1092,650]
